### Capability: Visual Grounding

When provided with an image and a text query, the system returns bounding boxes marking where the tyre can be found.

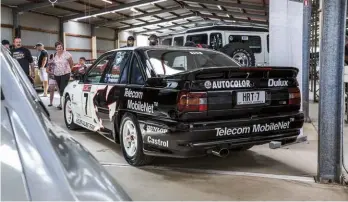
[119,113,153,166]
[230,145,254,151]
[220,42,256,67]
[64,95,80,130]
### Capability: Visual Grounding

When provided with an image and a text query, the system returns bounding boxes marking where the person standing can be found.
[2,39,10,50]
[121,36,135,48]
[148,34,159,46]
[11,37,35,84]
[35,43,49,97]
[53,41,73,110]
[47,54,58,107]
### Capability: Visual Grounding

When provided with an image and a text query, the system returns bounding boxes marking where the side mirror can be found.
[145,77,167,87]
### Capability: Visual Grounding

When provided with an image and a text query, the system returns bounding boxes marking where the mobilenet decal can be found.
[146,125,168,133]
[127,100,154,113]
[147,136,169,147]
[268,79,289,87]
[76,118,95,130]
[124,88,143,99]
[215,120,292,137]
[204,80,251,89]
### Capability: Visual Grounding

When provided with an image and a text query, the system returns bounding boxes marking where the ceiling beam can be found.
[62,0,164,21]
[119,14,197,31]
[184,5,268,20]
[199,14,268,25]
[182,0,268,12]
[96,6,182,26]
[17,0,77,12]
[135,20,213,35]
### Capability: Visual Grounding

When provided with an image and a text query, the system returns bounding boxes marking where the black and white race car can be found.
[63,46,304,166]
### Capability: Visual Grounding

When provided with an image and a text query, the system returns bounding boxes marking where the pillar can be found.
[317,0,346,184]
[91,25,97,59]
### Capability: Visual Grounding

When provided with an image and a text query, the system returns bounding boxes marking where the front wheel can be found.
[64,95,80,130]
[120,113,153,166]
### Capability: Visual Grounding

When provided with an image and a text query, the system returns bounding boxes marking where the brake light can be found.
[289,87,301,105]
[177,92,207,112]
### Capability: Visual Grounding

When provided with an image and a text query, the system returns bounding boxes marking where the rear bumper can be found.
[140,112,304,158]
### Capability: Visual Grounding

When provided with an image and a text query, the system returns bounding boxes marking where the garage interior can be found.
[1,0,348,200]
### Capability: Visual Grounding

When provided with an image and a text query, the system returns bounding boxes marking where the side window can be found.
[173,37,184,46]
[162,38,172,46]
[210,33,223,50]
[105,51,131,84]
[228,35,262,53]
[172,56,187,71]
[130,56,145,85]
[86,54,111,83]
[186,34,208,45]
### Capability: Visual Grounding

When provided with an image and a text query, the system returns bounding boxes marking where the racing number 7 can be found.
[84,93,88,115]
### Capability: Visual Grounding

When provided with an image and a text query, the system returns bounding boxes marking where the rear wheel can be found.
[64,95,80,130]
[120,113,153,166]
[220,42,255,66]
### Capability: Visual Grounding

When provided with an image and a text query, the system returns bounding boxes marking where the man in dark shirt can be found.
[36,43,48,96]
[11,38,35,84]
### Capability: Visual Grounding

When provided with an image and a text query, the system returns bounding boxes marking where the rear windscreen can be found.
[146,50,240,76]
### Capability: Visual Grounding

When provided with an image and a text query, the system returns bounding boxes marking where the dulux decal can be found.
[268,79,289,87]
[204,80,252,89]
[215,120,292,136]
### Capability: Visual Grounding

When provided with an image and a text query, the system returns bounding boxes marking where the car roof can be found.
[106,45,219,53]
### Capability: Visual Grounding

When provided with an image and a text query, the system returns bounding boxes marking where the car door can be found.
[81,52,114,131]
[93,50,132,136]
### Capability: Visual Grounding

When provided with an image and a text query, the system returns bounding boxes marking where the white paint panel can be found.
[269,0,304,137]
[21,30,58,47]
[70,52,92,62]
[97,39,114,51]
[1,6,12,24]
[65,36,91,49]
[19,12,58,31]
[64,21,91,36]
[136,35,148,46]
[96,27,115,39]
[1,28,13,42]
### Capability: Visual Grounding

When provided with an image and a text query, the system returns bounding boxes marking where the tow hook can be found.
[211,148,230,158]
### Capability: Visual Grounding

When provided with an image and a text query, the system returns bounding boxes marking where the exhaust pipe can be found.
[211,148,229,158]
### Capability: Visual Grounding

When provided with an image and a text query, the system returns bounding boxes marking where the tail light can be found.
[288,87,301,105]
[177,92,207,112]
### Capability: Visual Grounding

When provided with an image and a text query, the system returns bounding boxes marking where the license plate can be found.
[237,91,265,105]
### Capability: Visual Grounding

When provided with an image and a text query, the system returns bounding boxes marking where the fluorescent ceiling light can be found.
[72,0,167,21]
[217,5,222,10]
[102,0,113,4]
[123,16,196,31]
[130,7,139,12]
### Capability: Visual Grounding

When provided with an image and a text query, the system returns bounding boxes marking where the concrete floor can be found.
[41,92,348,200]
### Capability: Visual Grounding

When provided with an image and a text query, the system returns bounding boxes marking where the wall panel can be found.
[65,36,91,49]
[19,12,59,31]
[96,27,115,39]
[64,21,91,35]
[21,30,58,47]
[1,6,13,24]
[1,28,13,42]
[97,39,114,52]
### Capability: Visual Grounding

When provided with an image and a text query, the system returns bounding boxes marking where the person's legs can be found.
[40,68,49,96]
[48,85,55,106]
[55,73,70,109]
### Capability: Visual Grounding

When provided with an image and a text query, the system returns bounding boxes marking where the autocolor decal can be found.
[268,79,289,87]
[215,120,292,137]
[204,80,252,89]
[76,118,95,130]
[124,88,143,99]
[146,125,168,134]
[146,136,169,147]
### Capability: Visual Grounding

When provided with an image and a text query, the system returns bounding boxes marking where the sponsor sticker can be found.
[268,79,289,87]
[204,80,252,89]
[83,84,92,92]
[146,125,168,133]
[124,88,143,99]
[215,120,292,136]
[147,136,169,147]
[76,118,95,130]
[127,100,154,113]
